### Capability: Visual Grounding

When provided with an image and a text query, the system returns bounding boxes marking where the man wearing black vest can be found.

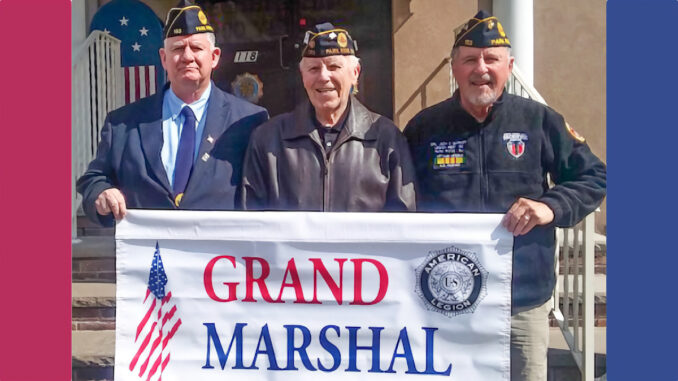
[404,11,606,380]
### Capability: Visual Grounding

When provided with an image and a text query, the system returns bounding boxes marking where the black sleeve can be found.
[538,110,607,227]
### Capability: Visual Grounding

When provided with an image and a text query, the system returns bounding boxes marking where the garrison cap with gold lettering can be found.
[453,10,511,48]
[163,0,214,39]
[301,22,358,58]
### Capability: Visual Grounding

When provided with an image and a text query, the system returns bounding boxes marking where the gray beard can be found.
[467,89,499,107]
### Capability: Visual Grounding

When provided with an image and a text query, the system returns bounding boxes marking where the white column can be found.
[72,0,87,61]
[492,0,534,86]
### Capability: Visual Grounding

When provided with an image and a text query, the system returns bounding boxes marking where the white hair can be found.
[346,55,360,70]
[299,55,361,71]
[206,32,216,49]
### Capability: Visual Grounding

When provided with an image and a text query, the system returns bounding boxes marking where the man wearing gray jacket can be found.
[241,22,416,212]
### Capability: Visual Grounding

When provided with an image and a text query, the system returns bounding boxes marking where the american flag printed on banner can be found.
[90,0,166,104]
[129,242,182,380]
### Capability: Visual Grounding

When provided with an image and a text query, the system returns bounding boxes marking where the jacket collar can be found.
[139,84,172,195]
[283,96,377,141]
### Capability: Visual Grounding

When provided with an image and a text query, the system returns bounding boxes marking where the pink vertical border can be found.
[0,1,71,380]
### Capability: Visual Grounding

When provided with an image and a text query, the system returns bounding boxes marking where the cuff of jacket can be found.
[84,183,116,227]
[538,196,566,228]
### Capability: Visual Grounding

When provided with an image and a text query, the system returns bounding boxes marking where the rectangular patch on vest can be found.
[431,140,467,169]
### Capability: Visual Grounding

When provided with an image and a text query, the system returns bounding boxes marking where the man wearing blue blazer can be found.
[77,0,268,227]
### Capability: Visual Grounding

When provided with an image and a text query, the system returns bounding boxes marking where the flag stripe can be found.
[129,321,157,371]
[146,352,164,381]
[161,353,171,373]
[124,67,131,104]
[140,332,162,377]
[162,319,182,348]
[134,67,141,102]
[145,66,151,98]
[129,69,136,103]
[122,65,159,105]
[136,298,156,341]
[149,66,156,95]
[162,305,177,326]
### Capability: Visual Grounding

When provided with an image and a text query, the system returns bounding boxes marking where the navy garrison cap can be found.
[453,10,511,48]
[302,22,358,57]
[163,0,214,39]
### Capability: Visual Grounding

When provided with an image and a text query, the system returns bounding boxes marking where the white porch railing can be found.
[553,213,602,381]
[72,31,124,236]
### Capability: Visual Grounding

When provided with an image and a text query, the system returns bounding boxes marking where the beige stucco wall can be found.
[534,0,606,163]
[392,0,476,127]
[534,0,606,231]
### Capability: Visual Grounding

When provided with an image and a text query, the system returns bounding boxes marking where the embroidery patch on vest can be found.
[431,140,467,169]
[565,122,586,143]
[503,132,528,159]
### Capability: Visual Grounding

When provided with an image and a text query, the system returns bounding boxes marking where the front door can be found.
[198,0,393,119]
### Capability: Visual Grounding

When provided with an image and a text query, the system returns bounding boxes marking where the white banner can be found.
[115,210,513,380]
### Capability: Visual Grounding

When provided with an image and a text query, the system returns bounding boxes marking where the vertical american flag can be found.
[124,66,157,104]
[129,242,182,381]
[90,0,166,104]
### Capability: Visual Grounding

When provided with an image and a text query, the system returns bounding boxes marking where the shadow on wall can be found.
[393,0,413,34]
[395,57,450,126]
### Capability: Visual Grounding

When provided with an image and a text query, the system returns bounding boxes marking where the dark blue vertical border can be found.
[0,1,71,380]
[608,1,678,379]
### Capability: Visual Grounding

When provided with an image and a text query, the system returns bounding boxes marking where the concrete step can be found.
[72,237,115,282]
[72,283,115,381]
[72,330,114,381]
[553,274,606,327]
[548,327,607,380]
[72,330,115,367]
[72,283,115,331]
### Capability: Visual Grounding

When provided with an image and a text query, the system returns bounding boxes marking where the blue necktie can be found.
[173,106,196,206]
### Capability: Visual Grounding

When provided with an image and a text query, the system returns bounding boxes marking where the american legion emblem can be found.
[503,132,528,159]
[231,72,264,104]
[415,246,488,317]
